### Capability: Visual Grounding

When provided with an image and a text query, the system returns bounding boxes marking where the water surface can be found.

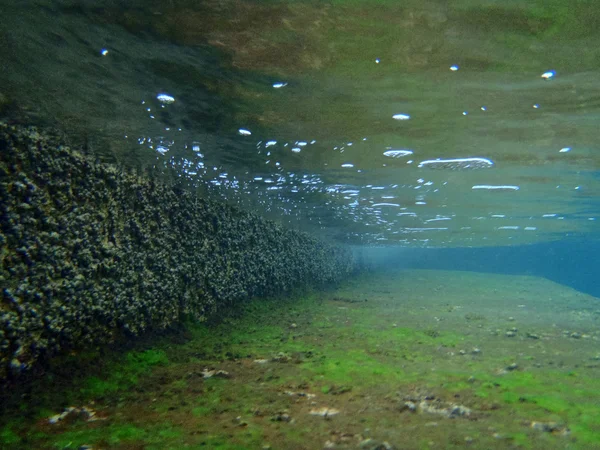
[2,0,598,246]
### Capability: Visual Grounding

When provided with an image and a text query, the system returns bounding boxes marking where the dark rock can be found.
[0,124,355,382]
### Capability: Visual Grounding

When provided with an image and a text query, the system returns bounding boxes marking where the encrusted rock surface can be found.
[0,124,354,381]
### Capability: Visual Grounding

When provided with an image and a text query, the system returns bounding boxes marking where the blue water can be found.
[356,239,600,298]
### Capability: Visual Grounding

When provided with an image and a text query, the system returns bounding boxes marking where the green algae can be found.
[0,426,22,446]
[48,423,184,450]
[3,271,600,449]
[81,349,169,397]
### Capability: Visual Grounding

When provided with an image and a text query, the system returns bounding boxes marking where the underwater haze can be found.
[1,0,600,449]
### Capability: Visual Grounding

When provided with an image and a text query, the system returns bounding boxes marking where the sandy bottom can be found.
[3,269,600,449]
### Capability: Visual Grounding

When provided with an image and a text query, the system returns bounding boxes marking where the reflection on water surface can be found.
[1,0,598,246]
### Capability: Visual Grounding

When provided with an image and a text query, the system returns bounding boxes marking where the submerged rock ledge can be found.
[0,124,354,382]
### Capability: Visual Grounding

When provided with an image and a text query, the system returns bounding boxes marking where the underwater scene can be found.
[0,0,599,449]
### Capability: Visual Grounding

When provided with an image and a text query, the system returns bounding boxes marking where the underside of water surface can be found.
[1,0,598,247]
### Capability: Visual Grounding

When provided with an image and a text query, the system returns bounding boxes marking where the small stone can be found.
[271,412,292,422]
[505,331,516,337]
[570,332,581,339]
[201,368,230,379]
[272,352,292,363]
[309,407,340,418]
[359,439,375,449]
[47,406,103,425]
[507,317,515,321]
[526,333,540,339]
[447,404,471,417]
[290,323,297,328]
[506,363,518,371]
[471,348,481,355]
[531,421,561,432]
[233,416,248,427]
[400,401,417,412]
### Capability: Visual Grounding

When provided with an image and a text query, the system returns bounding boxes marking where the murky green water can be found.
[1,2,599,448]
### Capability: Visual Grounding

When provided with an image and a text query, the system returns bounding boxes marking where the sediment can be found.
[0,124,354,382]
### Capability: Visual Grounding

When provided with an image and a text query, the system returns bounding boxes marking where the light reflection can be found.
[136,103,590,247]
[472,185,519,191]
[156,93,175,104]
[383,149,413,158]
[418,157,494,170]
[541,71,555,79]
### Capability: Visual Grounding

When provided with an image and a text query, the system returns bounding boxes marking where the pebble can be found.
[400,401,417,412]
[505,331,517,337]
[201,368,230,379]
[530,421,569,435]
[358,439,394,450]
[271,352,292,362]
[47,406,103,424]
[271,412,292,422]
[506,363,518,371]
[234,416,248,427]
[309,407,340,418]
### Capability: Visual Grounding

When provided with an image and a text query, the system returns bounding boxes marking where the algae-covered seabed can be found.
[2,269,599,449]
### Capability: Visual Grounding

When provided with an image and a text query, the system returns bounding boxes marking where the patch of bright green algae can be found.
[81,349,169,397]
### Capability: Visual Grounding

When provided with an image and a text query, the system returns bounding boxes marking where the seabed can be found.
[2,269,599,449]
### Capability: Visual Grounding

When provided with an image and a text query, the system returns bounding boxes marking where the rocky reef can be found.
[0,124,354,382]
